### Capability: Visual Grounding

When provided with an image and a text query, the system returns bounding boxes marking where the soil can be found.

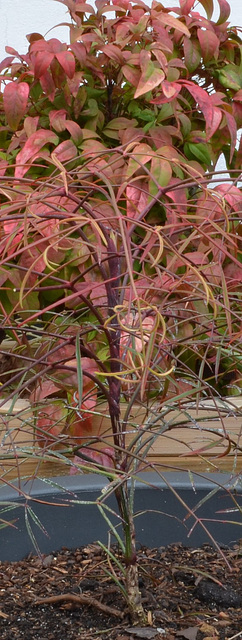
[0,542,241,640]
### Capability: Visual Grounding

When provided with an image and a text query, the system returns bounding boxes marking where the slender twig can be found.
[34,592,125,619]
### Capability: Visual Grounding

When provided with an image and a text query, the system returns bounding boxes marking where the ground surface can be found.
[0,542,241,640]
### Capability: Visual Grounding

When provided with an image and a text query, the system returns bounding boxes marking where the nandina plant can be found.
[0,0,241,625]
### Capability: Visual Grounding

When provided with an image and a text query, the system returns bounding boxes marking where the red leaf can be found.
[126,182,149,220]
[30,38,64,54]
[50,57,66,88]
[55,51,75,78]
[0,159,8,176]
[35,401,68,446]
[224,263,242,288]
[217,0,230,25]
[39,70,56,100]
[3,82,29,130]
[15,129,59,178]
[31,380,60,402]
[180,81,222,140]
[34,51,54,78]
[197,28,219,62]
[205,105,222,140]
[222,110,237,162]
[70,42,86,65]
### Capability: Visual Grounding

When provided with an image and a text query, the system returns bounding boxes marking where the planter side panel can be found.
[0,473,241,561]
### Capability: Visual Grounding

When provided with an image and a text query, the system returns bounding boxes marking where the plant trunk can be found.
[125,561,147,625]
[115,483,147,625]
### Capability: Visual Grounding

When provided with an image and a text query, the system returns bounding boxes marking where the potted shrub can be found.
[0,0,241,628]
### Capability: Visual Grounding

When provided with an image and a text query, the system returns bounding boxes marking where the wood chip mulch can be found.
[0,542,241,640]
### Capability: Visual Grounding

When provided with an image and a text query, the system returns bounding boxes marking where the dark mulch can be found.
[0,542,241,640]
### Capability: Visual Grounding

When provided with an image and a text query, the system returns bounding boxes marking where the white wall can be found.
[0,0,68,61]
[0,0,241,62]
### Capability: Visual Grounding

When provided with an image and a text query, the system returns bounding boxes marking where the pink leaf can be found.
[71,447,115,474]
[65,120,83,145]
[126,143,153,178]
[55,50,75,78]
[179,0,195,13]
[214,184,242,210]
[134,50,165,99]
[53,139,77,162]
[15,129,59,178]
[0,56,14,72]
[184,252,209,266]
[3,82,29,130]
[102,43,124,64]
[5,46,20,56]
[156,11,191,37]
[30,38,64,54]
[74,3,95,14]
[24,116,39,137]
[49,109,67,132]
[122,64,140,87]
[161,80,181,100]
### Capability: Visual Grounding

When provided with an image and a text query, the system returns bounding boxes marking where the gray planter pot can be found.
[0,472,241,561]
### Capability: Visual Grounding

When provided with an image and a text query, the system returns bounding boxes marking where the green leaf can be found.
[184,142,212,166]
[149,157,172,195]
[218,67,242,91]
[103,117,138,138]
